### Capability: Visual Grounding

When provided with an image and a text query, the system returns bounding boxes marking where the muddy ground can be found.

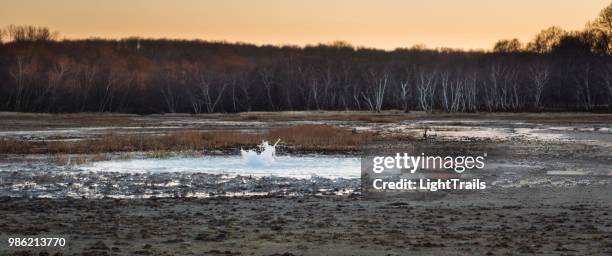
[1,111,612,255]
[1,187,611,256]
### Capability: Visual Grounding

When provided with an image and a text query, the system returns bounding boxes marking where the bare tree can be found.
[5,25,58,42]
[399,79,411,112]
[282,58,301,111]
[450,80,466,112]
[294,65,312,110]
[484,65,499,111]
[441,71,451,112]
[259,65,276,110]
[493,38,524,53]
[486,64,516,111]
[398,67,412,112]
[40,58,72,111]
[228,72,241,112]
[352,85,362,110]
[309,74,321,110]
[465,72,479,112]
[593,2,612,54]
[160,65,179,113]
[98,69,119,112]
[526,26,565,53]
[196,71,227,113]
[361,69,389,112]
[603,64,612,109]
[188,85,203,114]
[528,62,551,110]
[573,64,593,110]
[441,71,468,112]
[77,63,99,112]
[320,61,335,109]
[360,92,374,111]
[235,71,253,112]
[338,63,354,110]
[416,68,437,112]
[115,71,136,112]
[8,55,37,111]
[506,68,520,111]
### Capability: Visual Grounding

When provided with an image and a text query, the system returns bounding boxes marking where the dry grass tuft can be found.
[0,139,39,154]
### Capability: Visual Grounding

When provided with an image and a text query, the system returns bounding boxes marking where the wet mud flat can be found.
[0,165,360,199]
[1,185,611,256]
[2,136,612,199]
[1,112,612,255]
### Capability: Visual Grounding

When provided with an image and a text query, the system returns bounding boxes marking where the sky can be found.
[0,0,609,50]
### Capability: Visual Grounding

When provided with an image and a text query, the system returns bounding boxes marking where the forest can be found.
[0,4,610,114]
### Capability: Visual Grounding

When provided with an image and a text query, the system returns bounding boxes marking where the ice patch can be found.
[78,155,361,179]
[78,140,360,179]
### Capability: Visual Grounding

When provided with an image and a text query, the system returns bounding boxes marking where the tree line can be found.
[0,4,611,114]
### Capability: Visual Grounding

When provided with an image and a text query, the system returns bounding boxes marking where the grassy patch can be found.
[0,124,383,154]
[45,131,264,154]
[268,124,373,151]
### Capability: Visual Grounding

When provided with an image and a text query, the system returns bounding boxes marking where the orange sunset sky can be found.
[0,0,609,50]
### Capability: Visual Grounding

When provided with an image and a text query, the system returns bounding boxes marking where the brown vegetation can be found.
[0,124,382,155]
[44,131,264,154]
[268,124,373,151]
